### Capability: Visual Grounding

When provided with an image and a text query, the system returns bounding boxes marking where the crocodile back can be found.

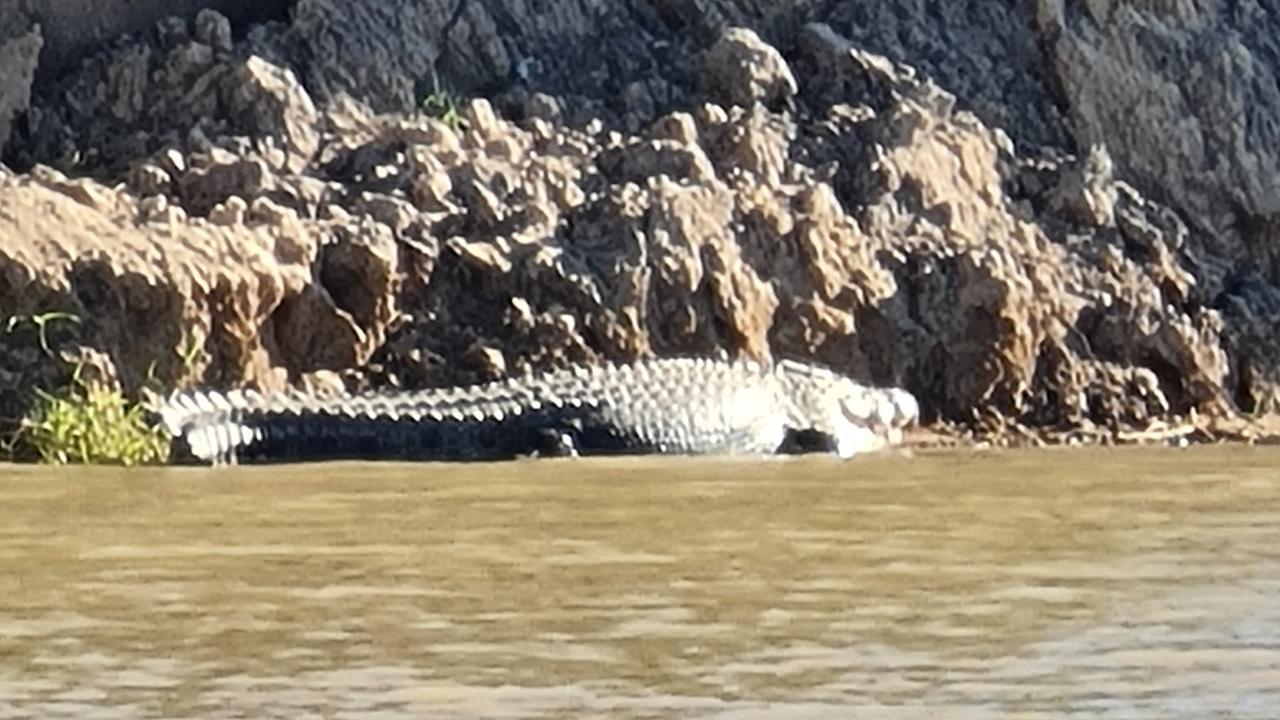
[369,356,793,455]
[573,358,789,455]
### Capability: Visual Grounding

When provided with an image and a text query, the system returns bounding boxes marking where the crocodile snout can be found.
[837,385,919,452]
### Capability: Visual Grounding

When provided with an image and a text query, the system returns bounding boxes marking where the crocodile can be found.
[156,357,919,465]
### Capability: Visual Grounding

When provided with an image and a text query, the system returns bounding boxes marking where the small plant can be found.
[176,329,204,374]
[1,310,190,465]
[4,311,81,355]
[17,369,170,466]
[419,71,468,132]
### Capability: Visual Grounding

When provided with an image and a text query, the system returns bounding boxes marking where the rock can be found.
[271,218,399,372]
[0,170,298,395]
[526,93,563,122]
[299,369,347,396]
[600,139,718,185]
[465,98,501,140]
[223,56,320,174]
[137,193,169,222]
[465,343,507,379]
[1046,144,1117,227]
[0,23,42,151]
[699,26,798,110]
[353,192,417,234]
[177,158,273,217]
[193,9,233,52]
[208,196,248,226]
[126,162,173,197]
[649,112,700,146]
[708,104,791,185]
[1044,2,1280,242]
[154,16,191,48]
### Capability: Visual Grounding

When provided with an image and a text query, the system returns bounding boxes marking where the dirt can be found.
[2,1,1279,449]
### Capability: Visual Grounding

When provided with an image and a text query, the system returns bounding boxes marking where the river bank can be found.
[3,1,1280,462]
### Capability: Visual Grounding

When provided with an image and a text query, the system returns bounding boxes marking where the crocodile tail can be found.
[155,389,268,465]
[154,388,576,465]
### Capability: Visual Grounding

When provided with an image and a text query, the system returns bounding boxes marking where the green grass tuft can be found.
[17,375,170,466]
[418,72,468,132]
[5,311,81,356]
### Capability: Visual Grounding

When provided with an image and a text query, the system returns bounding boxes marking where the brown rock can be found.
[126,162,173,197]
[177,158,273,216]
[223,56,320,174]
[0,169,293,395]
[1046,144,1117,227]
[699,26,798,110]
[600,139,718,186]
[271,218,398,373]
[207,196,247,226]
[465,343,507,379]
[709,104,791,185]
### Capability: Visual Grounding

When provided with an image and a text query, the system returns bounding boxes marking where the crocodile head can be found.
[774,360,919,458]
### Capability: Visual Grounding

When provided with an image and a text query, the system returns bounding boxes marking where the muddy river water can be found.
[1,446,1278,718]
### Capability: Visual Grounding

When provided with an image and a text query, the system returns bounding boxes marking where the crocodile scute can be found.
[156,357,918,465]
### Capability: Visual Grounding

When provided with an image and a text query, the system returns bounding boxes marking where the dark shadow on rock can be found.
[66,257,191,392]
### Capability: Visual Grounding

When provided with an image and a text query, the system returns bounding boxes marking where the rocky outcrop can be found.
[3,2,1280,448]
[1041,1,1280,231]
[0,160,399,431]
[0,0,290,83]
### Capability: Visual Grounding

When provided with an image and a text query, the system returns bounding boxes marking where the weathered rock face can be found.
[1042,1,1280,226]
[2,2,1280,445]
[0,161,399,432]
[0,0,290,84]
[0,22,42,153]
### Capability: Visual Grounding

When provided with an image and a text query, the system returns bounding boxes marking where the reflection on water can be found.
[1,446,1278,718]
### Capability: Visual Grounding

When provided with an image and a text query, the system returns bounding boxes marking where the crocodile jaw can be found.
[834,385,920,458]
[831,422,883,459]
